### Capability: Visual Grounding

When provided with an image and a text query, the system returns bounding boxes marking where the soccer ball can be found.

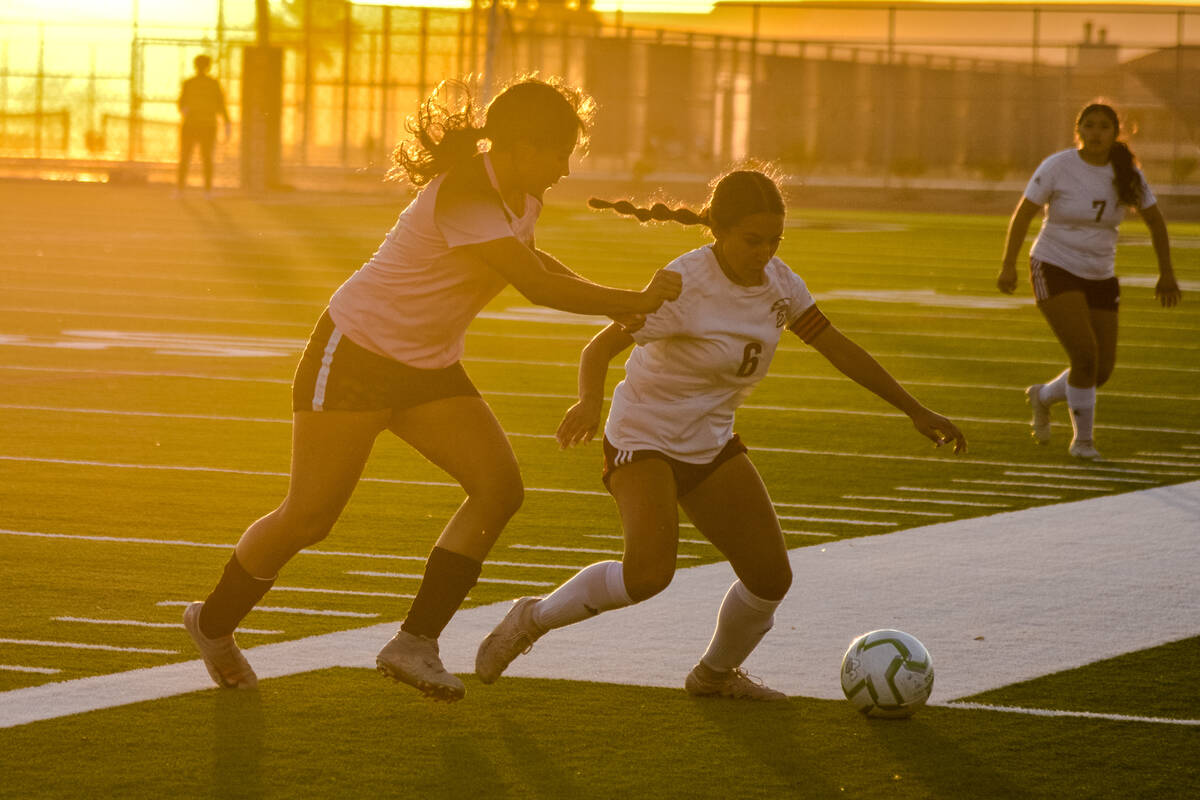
[840,629,934,718]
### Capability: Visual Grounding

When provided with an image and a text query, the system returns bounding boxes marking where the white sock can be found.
[1039,369,1070,406]
[531,560,632,631]
[698,581,782,674]
[1065,383,1097,443]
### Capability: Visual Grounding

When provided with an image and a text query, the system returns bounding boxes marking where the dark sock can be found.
[400,546,482,639]
[198,552,276,639]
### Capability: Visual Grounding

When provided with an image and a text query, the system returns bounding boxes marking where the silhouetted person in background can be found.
[177,54,230,195]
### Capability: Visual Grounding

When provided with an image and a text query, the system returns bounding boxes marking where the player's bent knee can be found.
[624,568,673,602]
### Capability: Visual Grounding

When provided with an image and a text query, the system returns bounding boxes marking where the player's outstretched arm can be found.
[556,323,634,449]
[463,238,681,317]
[997,197,1040,294]
[1138,204,1181,308]
[806,324,967,454]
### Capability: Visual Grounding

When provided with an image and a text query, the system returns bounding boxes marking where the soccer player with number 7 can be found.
[998,101,1180,461]
[475,168,966,700]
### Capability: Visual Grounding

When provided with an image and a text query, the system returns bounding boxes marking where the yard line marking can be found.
[508,544,700,559]
[1003,470,1156,485]
[953,479,1113,492]
[1136,452,1200,460]
[155,601,378,618]
[346,570,556,588]
[776,515,898,526]
[50,617,282,634]
[679,525,839,538]
[893,486,1062,500]
[7,401,1199,438]
[943,702,1200,727]
[7,363,1198,403]
[0,530,620,573]
[1109,457,1200,468]
[270,586,414,600]
[586,533,713,546]
[0,305,314,329]
[771,501,953,517]
[842,494,1009,508]
[0,639,177,655]
[0,665,62,675]
[0,457,611,498]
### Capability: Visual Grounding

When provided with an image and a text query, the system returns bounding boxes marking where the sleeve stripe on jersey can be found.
[789,305,830,344]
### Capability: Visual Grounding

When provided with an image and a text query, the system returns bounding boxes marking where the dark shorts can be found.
[602,434,749,498]
[292,309,480,413]
[1030,258,1120,312]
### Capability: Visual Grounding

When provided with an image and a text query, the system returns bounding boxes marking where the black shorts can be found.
[292,309,480,412]
[602,434,748,498]
[1030,258,1120,312]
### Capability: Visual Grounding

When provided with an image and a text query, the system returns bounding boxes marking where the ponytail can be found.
[1109,140,1144,207]
[588,197,709,228]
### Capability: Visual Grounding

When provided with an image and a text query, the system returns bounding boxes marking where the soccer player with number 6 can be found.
[998,101,1180,460]
[475,168,966,700]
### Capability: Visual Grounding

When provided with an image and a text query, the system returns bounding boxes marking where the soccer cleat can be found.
[475,596,544,684]
[182,601,258,689]
[1069,440,1104,461]
[685,662,786,701]
[376,630,465,701]
[1025,384,1051,444]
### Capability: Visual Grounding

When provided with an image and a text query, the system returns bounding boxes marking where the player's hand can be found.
[635,268,682,313]
[556,397,603,449]
[996,263,1018,295]
[609,312,646,335]
[910,408,967,455]
[1156,274,1181,308]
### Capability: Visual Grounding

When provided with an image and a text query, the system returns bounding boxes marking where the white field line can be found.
[1183,445,1200,450]
[953,478,1113,492]
[0,638,176,655]
[50,617,282,634]
[894,485,1062,499]
[1137,452,1200,460]
[841,494,1010,508]
[769,501,953,517]
[0,665,61,675]
[587,533,712,547]
[508,544,698,559]
[942,702,1200,727]
[345,570,556,588]
[777,515,897,526]
[270,586,414,600]
[5,293,1198,353]
[1003,470,1157,485]
[155,601,378,618]
[5,362,1198,403]
[5,400,1199,440]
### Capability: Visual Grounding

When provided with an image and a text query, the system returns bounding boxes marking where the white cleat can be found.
[376,630,465,701]
[685,663,787,702]
[475,596,544,684]
[182,601,258,689]
[1025,384,1051,444]
[1069,440,1104,461]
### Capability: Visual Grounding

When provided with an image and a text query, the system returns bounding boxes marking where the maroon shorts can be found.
[292,309,479,412]
[602,434,748,498]
[1030,258,1120,312]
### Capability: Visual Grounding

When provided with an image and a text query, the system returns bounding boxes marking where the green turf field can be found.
[1,180,1197,798]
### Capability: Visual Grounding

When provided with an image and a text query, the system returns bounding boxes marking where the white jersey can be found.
[1024,148,1156,280]
[329,152,540,368]
[605,246,817,463]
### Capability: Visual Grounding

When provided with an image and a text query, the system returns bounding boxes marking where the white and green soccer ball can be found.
[840,629,934,718]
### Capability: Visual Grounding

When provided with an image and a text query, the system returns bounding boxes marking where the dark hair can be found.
[1076,102,1143,207]
[194,55,212,71]
[589,168,785,233]
[389,76,594,186]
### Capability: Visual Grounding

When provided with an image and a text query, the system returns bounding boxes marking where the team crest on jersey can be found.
[771,298,790,328]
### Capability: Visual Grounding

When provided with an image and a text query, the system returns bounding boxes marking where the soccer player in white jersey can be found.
[181,77,681,701]
[475,169,967,700]
[998,102,1180,460]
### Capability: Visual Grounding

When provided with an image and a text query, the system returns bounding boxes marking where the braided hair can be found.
[389,76,595,186]
[589,169,785,232]
[1076,103,1144,207]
